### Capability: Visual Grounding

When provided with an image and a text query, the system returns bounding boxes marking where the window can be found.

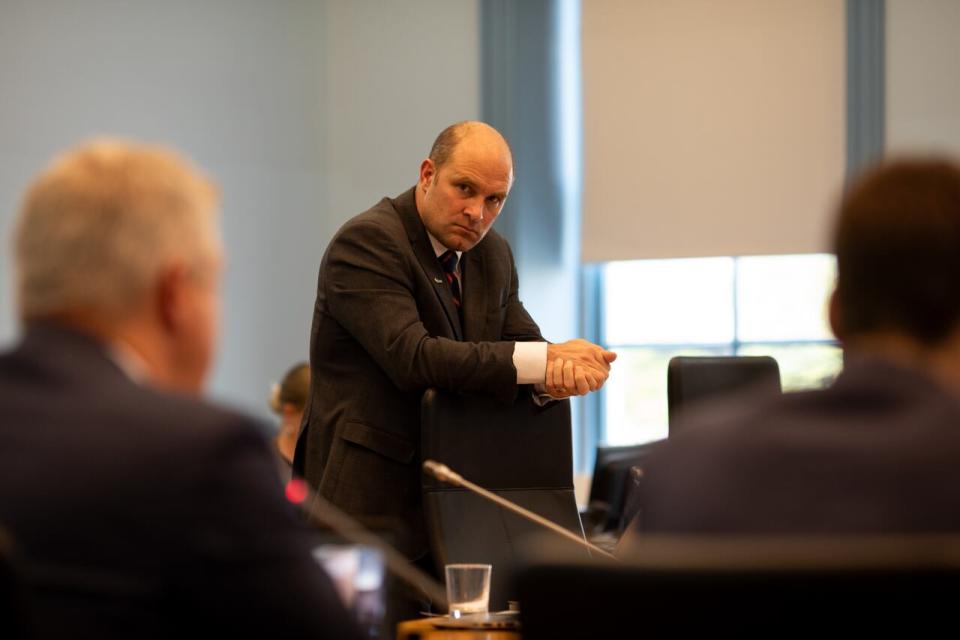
[596,254,842,446]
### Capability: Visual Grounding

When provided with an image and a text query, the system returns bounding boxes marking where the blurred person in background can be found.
[0,139,362,639]
[269,361,310,470]
[640,158,960,537]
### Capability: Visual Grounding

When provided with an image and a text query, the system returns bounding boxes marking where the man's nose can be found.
[463,197,484,223]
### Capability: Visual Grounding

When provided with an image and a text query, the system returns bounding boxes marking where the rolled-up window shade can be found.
[886,0,960,155]
[581,0,845,261]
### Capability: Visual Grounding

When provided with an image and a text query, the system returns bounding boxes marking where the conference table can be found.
[396,617,521,640]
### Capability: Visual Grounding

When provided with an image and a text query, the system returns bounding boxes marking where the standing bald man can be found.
[294,121,614,560]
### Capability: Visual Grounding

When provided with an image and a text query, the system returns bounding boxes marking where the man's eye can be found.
[457,184,471,194]
[487,196,502,206]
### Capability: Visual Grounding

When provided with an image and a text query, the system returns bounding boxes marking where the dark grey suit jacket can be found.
[0,323,361,639]
[293,187,543,558]
[641,356,960,535]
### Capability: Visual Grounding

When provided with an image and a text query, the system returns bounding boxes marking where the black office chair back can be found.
[584,443,658,533]
[420,390,587,612]
[518,537,960,638]
[587,444,647,507]
[618,464,646,535]
[667,355,781,435]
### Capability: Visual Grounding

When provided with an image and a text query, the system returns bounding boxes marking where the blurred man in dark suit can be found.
[0,140,361,638]
[642,158,960,536]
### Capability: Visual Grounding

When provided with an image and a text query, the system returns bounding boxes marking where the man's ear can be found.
[155,262,191,334]
[828,287,845,343]
[418,158,436,193]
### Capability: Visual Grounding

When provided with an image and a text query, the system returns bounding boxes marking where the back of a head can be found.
[270,362,310,414]
[834,158,960,345]
[14,139,219,322]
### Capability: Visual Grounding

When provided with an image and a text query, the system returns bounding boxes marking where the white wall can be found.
[0,0,479,417]
[322,1,480,224]
[886,0,960,156]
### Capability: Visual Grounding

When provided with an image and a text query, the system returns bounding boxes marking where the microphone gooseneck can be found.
[422,460,461,485]
[422,459,617,561]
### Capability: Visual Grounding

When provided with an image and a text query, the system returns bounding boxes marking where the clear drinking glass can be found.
[444,563,492,617]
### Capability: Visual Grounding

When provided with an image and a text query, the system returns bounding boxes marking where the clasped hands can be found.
[542,339,617,399]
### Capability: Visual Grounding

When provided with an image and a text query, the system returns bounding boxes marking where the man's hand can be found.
[543,339,617,398]
[543,358,602,398]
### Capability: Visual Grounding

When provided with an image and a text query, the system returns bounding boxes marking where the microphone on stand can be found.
[422,460,618,561]
[284,478,449,610]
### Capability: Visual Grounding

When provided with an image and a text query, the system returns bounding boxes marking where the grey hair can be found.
[14,138,219,320]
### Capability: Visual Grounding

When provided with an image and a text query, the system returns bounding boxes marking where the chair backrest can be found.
[667,355,781,435]
[584,443,658,533]
[420,390,587,612]
[618,465,646,535]
[587,444,647,505]
[518,537,960,638]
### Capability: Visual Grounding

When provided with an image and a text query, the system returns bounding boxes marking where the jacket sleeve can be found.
[324,219,523,403]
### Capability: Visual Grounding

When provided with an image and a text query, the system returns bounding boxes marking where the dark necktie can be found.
[439,250,462,310]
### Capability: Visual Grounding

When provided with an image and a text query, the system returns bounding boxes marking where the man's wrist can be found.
[513,341,548,384]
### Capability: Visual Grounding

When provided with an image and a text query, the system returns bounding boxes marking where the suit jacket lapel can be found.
[461,247,488,342]
[396,188,464,340]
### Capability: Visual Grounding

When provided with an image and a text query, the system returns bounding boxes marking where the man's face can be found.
[416,140,513,252]
[167,229,223,395]
[182,255,221,393]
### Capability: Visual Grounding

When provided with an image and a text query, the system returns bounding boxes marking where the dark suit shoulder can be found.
[330,188,414,247]
[69,369,263,445]
[36,378,279,513]
[128,388,267,455]
[0,327,266,463]
[668,385,785,444]
[321,196,410,271]
[340,196,405,233]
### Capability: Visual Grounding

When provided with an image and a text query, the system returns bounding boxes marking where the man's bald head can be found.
[428,121,514,176]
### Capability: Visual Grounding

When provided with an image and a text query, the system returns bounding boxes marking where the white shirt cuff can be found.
[530,387,555,406]
[513,341,548,385]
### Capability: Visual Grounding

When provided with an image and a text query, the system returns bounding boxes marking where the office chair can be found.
[667,355,781,435]
[618,465,646,535]
[518,536,960,638]
[420,389,587,612]
[583,443,659,534]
